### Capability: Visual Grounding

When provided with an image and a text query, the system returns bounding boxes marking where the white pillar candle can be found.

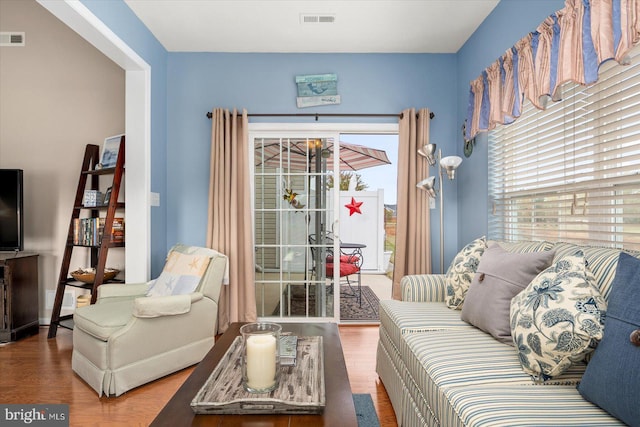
[245,334,277,390]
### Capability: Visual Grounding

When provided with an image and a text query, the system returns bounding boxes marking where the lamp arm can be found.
[437,149,445,273]
[417,147,457,273]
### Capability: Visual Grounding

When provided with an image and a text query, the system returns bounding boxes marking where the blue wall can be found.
[166,53,459,270]
[80,0,169,275]
[455,0,564,248]
[81,0,568,275]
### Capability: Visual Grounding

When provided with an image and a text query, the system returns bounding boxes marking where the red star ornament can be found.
[345,197,363,216]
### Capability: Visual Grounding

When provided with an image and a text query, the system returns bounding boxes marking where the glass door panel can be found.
[253,136,338,321]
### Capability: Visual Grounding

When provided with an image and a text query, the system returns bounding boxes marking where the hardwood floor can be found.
[339,325,398,427]
[0,325,397,427]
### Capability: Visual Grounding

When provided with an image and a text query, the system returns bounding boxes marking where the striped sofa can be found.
[376,241,637,427]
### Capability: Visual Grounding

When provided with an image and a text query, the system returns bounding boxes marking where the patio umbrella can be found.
[255,139,391,172]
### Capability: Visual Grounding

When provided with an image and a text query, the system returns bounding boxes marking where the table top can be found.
[150,322,357,427]
[0,251,38,261]
[340,242,366,249]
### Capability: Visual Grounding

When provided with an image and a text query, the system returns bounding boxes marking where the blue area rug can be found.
[353,393,380,427]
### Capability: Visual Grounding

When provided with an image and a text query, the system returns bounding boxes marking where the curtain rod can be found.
[205,111,435,120]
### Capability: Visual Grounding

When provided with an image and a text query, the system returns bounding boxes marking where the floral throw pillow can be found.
[444,236,487,310]
[510,250,607,381]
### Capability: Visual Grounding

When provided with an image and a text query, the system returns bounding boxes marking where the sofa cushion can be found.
[147,250,211,296]
[441,384,625,427]
[445,236,487,309]
[493,240,555,253]
[379,300,472,352]
[578,252,640,426]
[551,243,640,300]
[510,250,607,381]
[461,243,554,344]
[401,329,587,419]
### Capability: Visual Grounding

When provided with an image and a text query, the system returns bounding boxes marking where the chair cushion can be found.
[74,300,135,341]
[461,243,554,344]
[147,250,211,296]
[326,254,359,264]
[510,250,607,381]
[326,262,359,277]
[578,252,640,426]
[444,236,487,310]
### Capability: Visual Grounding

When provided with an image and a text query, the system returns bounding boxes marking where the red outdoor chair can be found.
[309,233,362,306]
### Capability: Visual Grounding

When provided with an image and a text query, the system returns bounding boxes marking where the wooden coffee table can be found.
[150,322,358,426]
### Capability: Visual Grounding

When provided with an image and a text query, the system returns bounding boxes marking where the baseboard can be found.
[40,309,74,327]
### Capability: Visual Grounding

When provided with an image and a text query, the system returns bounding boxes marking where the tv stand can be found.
[0,252,39,342]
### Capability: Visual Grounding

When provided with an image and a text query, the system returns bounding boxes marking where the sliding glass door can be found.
[252,134,340,321]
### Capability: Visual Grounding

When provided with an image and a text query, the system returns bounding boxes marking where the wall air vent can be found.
[300,14,336,24]
[0,32,25,47]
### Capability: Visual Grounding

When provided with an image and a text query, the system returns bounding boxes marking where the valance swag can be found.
[466,0,640,140]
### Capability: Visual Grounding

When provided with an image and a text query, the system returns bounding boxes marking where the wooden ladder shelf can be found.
[48,136,125,338]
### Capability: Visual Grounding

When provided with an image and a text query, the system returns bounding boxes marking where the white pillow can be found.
[146,251,211,297]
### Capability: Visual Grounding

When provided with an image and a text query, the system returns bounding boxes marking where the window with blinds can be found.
[488,45,640,251]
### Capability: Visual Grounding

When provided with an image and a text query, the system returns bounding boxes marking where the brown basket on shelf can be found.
[71,268,119,284]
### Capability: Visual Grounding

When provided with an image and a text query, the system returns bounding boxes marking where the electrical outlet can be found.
[150,192,160,207]
[429,198,436,209]
[46,290,75,309]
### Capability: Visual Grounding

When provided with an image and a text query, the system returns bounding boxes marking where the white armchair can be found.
[71,244,227,397]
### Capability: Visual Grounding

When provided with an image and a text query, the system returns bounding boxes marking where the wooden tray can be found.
[191,335,325,415]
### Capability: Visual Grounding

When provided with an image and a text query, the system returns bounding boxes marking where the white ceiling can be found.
[123,0,500,53]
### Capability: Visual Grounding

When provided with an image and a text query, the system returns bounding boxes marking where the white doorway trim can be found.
[249,122,398,323]
[37,0,151,281]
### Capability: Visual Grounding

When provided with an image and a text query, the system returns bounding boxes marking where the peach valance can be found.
[466,0,640,140]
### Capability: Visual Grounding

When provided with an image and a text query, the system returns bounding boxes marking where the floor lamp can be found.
[416,144,462,273]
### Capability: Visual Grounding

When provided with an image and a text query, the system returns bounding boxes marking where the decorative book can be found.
[82,190,103,207]
[280,334,298,366]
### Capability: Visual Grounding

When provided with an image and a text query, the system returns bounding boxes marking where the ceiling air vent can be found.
[300,14,336,24]
[0,32,25,47]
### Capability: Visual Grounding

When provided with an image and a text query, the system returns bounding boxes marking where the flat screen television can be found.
[0,169,24,251]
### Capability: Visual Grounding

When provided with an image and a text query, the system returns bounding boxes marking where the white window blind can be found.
[488,45,640,251]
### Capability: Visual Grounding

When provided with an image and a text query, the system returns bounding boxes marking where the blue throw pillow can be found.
[577,252,640,426]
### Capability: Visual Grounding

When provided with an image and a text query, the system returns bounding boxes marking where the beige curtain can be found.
[392,108,432,299]
[206,108,257,333]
